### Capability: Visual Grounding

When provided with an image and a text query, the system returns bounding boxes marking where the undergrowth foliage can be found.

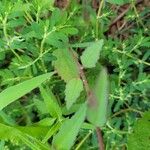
[0,0,149,150]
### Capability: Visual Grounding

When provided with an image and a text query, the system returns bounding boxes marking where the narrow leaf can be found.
[106,0,129,5]
[87,67,109,127]
[0,73,54,110]
[61,27,78,35]
[80,40,104,68]
[53,49,79,82]
[16,125,49,139]
[42,121,61,143]
[0,123,50,150]
[40,86,62,119]
[52,103,87,150]
[65,78,83,109]
[34,118,56,127]
[71,41,97,48]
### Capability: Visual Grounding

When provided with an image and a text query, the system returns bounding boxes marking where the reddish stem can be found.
[69,48,105,149]
[96,127,105,150]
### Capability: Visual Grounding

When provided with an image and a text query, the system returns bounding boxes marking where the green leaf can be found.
[0,111,15,125]
[50,8,67,28]
[42,121,61,143]
[0,51,5,60]
[65,78,83,109]
[7,17,26,28]
[34,118,56,127]
[40,86,62,119]
[53,49,79,82]
[16,125,49,139]
[33,99,49,114]
[71,42,95,48]
[0,73,54,110]
[127,111,150,150]
[61,27,78,35]
[31,22,44,39]
[46,31,68,48]
[0,123,50,150]
[87,67,109,127]
[39,0,54,10]
[52,103,87,150]
[62,104,81,116]
[80,40,104,68]
[106,0,130,5]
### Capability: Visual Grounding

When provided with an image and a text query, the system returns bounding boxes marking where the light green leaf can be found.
[0,72,54,110]
[61,27,78,35]
[106,0,129,5]
[33,99,49,114]
[40,86,62,119]
[87,67,109,127]
[16,125,49,139]
[80,40,104,68]
[34,118,56,127]
[53,49,79,82]
[0,123,50,150]
[65,78,83,109]
[53,103,87,150]
[42,121,61,143]
[62,104,81,115]
[35,0,54,10]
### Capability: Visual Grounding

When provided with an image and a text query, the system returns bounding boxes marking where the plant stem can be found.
[69,48,105,150]
[131,0,145,28]
[75,130,92,150]
[96,0,104,40]
[68,48,90,95]
[96,127,104,150]
[110,108,143,118]
[114,49,150,66]
[2,15,22,62]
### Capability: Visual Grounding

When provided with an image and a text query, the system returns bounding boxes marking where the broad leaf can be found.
[65,78,83,109]
[127,111,150,150]
[87,67,109,127]
[53,49,79,82]
[80,40,104,68]
[0,73,54,110]
[52,103,87,150]
[40,86,62,119]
